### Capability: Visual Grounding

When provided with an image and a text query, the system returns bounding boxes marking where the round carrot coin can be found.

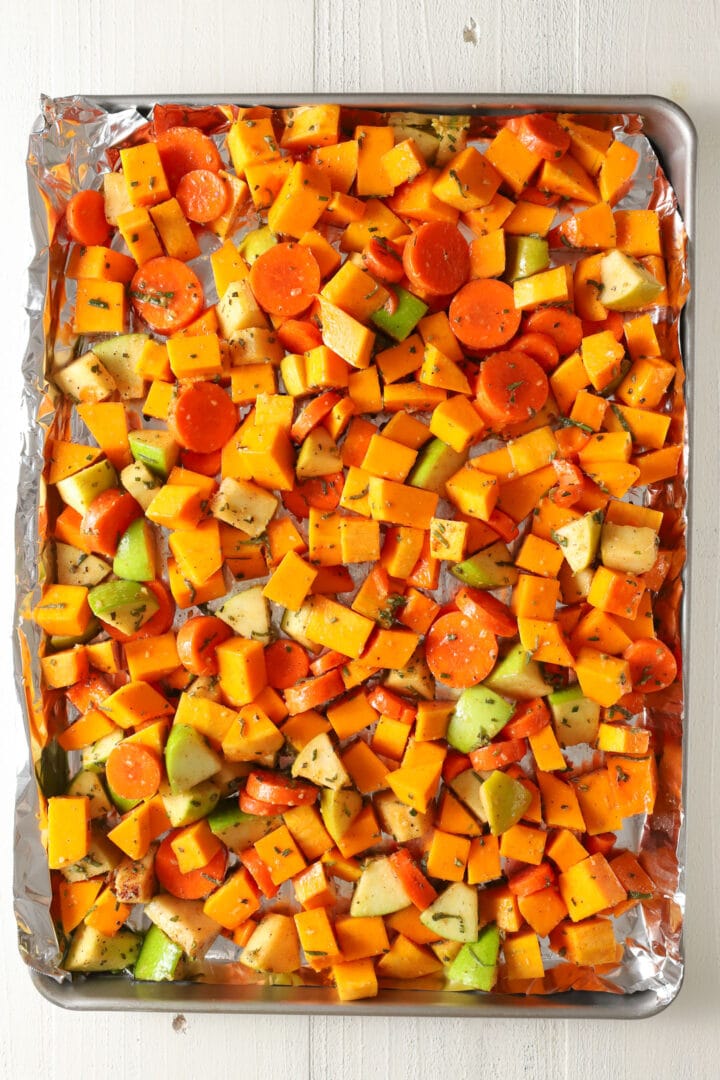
[155,831,228,900]
[176,615,233,676]
[425,611,498,689]
[475,349,549,425]
[449,279,521,350]
[264,640,311,690]
[156,125,222,191]
[510,331,560,372]
[168,381,238,453]
[362,237,405,284]
[454,587,517,637]
[624,638,678,693]
[249,242,321,317]
[246,770,318,807]
[402,221,471,297]
[105,743,162,801]
[130,257,204,334]
[65,189,110,246]
[176,169,230,223]
[525,307,583,356]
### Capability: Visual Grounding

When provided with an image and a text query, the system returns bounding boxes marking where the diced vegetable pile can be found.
[31,104,684,999]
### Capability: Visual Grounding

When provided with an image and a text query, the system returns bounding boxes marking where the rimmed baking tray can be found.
[20,93,696,1018]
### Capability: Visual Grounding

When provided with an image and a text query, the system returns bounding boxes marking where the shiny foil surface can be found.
[14,96,689,1009]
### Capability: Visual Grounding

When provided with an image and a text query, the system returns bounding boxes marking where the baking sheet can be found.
[15,94,695,1017]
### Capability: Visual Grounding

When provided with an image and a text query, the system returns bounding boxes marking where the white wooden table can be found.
[1,2,718,1076]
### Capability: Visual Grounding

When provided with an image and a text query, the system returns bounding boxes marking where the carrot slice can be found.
[425,612,499,689]
[362,237,404,284]
[82,489,143,559]
[156,126,222,192]
[513,114,570,160]
[507,861,557,896]
[250,243,321,318]
[442,751,473,783]
[176,169,230,223]
[176,615,233,676]
[283,670,345,714]
[388,849,438,911]
[509,331,560,373]
[277,318,323,354]
[581,311,624,341]
[503,698,552,740]
[168,381,238,453]
[66,673,113,713]
[102,579,175,643]
[240,845,279,899]
[291,391,342,443]
[454,587,518,637]
[402,222,471,297]
[264,640,311,690]
[130,257,204,334]
[475,349,549,425]
[65,190,111,246]
[623,638,678,693]
[239,791,290,818]
[449,279,521,350]
[525,307,583,357]
[309,649,348,677]
[282,473,344,518]
[550,459,584,507]
[245,770,318,807]
[179,448,223,476]
[470,737,527,771]
[155,831,228,900]
[105,743,162,801]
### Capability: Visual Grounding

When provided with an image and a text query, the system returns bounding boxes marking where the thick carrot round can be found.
[156,126,222,192]
[475,349,549,425]
[130,257,204,334]
[584,833,616,857]
[470,737,527,771]
[238,791,290,818]
[81,488,143,558]
[176,169,230,223]
[282,669,345,714]
[249,242,321,318]
[504,698,552,740]
[65,189,111,246]
[442,750,473,783]
[454,586,518,637]
[239,845,279,898]
[623,638,677,693]
[179,447,223,476]
[425,611,498,689]
[510,331,560,372]
[105,743,161,801]
[282,472,344,518]
[402,221,471,297]
[581,310,625,341]
[525,307,583,356]
[168,381,237,453]
[309,649,348,677]
[101,579,176,642]
[155,831,228,900]
[290,391,342,443]
[177,615,233,676]
[277,318,323,354]
[449,279,521,350]
[246,770,318,807]
[388,849,438,911]
[514,114,570,160]
[550,459,584,506]
[362,237,404,284]
[264,639,311,690]
[507,861,556,897]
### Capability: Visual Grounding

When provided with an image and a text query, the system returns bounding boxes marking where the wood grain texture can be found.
[0,1,718,1077]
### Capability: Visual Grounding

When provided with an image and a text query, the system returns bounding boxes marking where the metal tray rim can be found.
[20,90,695,1021]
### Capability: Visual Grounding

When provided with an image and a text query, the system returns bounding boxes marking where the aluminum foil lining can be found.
[14,97,688,1004]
